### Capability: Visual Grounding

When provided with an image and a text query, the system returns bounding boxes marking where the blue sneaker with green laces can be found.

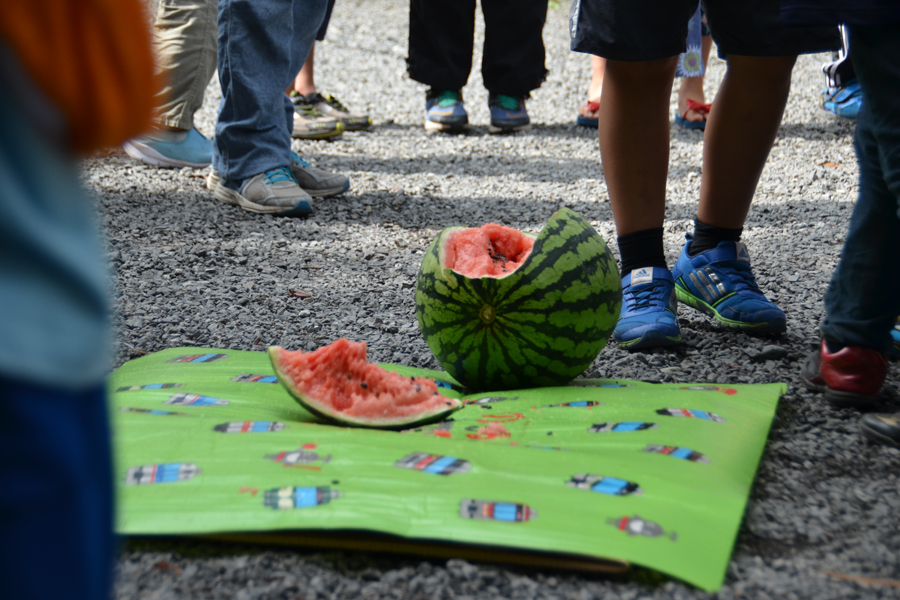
[425,90,468,132]
[488,94,530,134]
[672,234,786,334]
[612,267,681,350]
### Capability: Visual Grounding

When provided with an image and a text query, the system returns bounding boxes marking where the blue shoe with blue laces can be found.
[124,127,212,168]
[612,267,682,350]
[488,94,530,134]
[822,80,862,120]
[425,90,468,132]
[672,235,786,334]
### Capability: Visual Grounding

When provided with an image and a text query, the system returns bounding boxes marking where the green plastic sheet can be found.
[110,347,784,591]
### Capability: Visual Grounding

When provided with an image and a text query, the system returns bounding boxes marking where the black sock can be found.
[689,218,743,256]
[618,227,667,277]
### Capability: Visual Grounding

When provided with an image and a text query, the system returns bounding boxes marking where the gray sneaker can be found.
[210,166,312,217]
[207,153,349,199]
[290,152,349,197]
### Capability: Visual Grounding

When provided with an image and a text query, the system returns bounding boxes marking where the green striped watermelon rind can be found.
[268,347,463,430]
[416,208,621,392]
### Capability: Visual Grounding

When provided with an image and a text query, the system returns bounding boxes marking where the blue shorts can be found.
[0,377,113,600]
[570,0,840,61]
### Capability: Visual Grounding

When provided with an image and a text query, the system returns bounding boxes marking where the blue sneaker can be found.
[612,267,681,350]
[890,317,900,358]
[425,90,468,132]
[672,235,786,334]
[822,80,862,120]
[488,94,530,134]
[123,127,212,168]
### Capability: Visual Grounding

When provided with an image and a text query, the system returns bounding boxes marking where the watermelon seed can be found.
[416,385,421,392]
[360,382,368,389]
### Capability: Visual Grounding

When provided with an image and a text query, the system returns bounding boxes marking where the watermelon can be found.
[416,208,621,392]
[269,339,462,429]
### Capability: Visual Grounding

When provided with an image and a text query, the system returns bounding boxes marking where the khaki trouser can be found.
[153,0,217,130]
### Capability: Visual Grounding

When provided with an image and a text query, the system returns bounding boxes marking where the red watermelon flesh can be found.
[269,339,462,428]
[444,223,534,278]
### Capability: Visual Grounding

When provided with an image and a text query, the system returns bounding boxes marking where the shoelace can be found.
[290,152,311,169]
[295,104,325,118]
[493,94,521,111]
[435,90,462,108]
[322,93,349,112]
[263,167,296,186]
[625,280,670,311]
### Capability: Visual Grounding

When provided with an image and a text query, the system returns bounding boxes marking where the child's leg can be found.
[599,57,678,239]
[696,55,796,229]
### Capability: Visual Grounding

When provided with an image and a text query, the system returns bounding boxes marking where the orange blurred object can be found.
[2,0,157,153]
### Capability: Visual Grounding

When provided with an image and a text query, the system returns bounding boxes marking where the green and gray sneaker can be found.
[293,92,372,131]
[290,92,344,140]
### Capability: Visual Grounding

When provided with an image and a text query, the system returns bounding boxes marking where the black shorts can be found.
[569,0,840,61]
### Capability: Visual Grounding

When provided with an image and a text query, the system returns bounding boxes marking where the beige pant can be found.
[153,0,218,130]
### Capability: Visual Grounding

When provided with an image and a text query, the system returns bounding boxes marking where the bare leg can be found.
[578,55,606,121]
[292,44,317,95]
[698,55,796,228]
[598,57,679,236]
[676,35,714,124]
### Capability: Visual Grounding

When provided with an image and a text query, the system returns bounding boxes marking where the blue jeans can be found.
[820,25,900,351]
[0,379,113,600]
[214,0,328,182]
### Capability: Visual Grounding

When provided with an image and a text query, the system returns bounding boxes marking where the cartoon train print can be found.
[263,486,340,509]
[589,422,658,433]
[231,374,279,383]
[434,380,469,394]
[119,407,187,416]
[468,396,517,405]
[542,401,604,408]
[400,421,454,435]
[394,452,472,475]
[214,421,287,433]
[117,383,183,392]
[568,474,642,496]
[164,393,229,406]
[265,448,332,466]
[460,499,536,522]
[643,444,710,463]
[607,515,677,540]
[166,353,228,363]
[125,462,201,485]
[656,408,725,422]
[679,386,737,395]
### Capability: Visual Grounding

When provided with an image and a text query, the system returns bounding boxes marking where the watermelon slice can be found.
[269,339,462,429]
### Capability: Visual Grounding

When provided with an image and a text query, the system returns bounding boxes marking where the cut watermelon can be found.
[269,339,462,429]
[444,223,535,279]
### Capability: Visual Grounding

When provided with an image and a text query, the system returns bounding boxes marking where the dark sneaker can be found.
[488,94,530,134]
[859,413,900,448]
[123,127,212,168]
[890,317,900,358]
[289,152,349,197]
[425,89,468,132]
[612,267,681,350]
[293,92,372,131]
[211,166,312,217]
[672,234,786,334]
[800,339,887,407]
[290,92,345,139]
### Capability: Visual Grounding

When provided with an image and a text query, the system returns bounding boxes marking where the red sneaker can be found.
[801,339,887,407]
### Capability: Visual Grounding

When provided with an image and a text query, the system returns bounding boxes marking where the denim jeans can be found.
[214,0,327,182]
[820,25,900,351]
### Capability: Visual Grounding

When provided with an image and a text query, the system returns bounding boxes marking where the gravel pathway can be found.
[88,1,900,598]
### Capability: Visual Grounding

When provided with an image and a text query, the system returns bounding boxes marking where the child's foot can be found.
[488,94,530,134]
[294,92,372,131]
[425,89,468,132]
[612,267,682,350]
[859,413,900,447]
[675,78,710,130]
[801,340,887,408]
[576,99,601,128]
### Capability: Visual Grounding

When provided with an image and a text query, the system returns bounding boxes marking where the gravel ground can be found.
[86,1,900,598]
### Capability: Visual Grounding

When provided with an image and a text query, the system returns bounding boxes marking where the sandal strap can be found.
[681,98,712,120]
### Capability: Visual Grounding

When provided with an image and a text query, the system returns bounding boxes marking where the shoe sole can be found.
[614,330,682,351]
[425,119,468,132]
[859,419,900,448]
[208,169,347,199]
[212,183,312,218]
[123,141,210,169]
[488,123,532,134]
[291,129,344,140]
[675,285,786,334]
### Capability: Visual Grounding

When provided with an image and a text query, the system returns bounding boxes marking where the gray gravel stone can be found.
[90,1,900,598]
